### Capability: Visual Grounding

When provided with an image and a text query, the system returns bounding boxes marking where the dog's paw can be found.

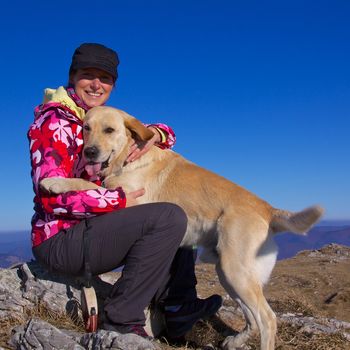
[40,178,67,194]
[221,335,245,350]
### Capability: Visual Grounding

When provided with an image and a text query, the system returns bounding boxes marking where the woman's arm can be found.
[146,123,176,149]
[28,107,126,219]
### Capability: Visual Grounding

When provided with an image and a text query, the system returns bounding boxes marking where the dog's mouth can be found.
[101,153,112,170]
[85,152,113,177]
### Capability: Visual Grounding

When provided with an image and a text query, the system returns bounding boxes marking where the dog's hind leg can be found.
[216,220,277,350]
[217,261,276,350]
[220,288,258,346]
[237,298,258,341]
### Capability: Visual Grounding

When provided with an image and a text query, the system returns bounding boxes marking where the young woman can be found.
[28,43,221,338]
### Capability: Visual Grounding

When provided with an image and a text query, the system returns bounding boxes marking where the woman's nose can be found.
[91,78,101,90]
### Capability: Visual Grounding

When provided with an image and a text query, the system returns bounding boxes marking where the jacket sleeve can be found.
[28,107,126,219]
[146,123,176,149]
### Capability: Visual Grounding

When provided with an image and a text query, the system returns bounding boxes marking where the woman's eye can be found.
[84,125,90,131]
[104,127,115,134]
[101,76,114,84]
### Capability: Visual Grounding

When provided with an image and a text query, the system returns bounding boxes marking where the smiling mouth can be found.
[86,91,103,97]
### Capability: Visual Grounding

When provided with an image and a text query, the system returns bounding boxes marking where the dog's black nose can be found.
[84,146,99,160]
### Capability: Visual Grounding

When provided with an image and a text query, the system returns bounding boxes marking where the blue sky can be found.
[0,0,349,231]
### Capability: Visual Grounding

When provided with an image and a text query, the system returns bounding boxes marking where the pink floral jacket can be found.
[28,89,176,247]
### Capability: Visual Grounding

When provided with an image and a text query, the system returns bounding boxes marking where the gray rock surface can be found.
[0,266,32,320]
[0,261,82,322]
[279,313,350,341]
[81,330,157,350]
[1,261,162,349]
[9,318,84,349]
[9,318,157,350]
[0,261,121,323]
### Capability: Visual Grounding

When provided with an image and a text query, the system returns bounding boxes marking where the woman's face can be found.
[70,68,114,108]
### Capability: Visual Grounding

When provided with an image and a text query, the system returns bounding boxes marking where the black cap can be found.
[69,43,119,81]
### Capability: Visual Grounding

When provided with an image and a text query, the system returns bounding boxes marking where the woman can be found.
[28,43,221,338]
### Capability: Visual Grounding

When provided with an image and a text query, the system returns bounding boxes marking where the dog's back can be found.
[108,145,322,241]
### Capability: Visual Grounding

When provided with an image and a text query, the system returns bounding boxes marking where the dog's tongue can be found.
[85,163,102,176]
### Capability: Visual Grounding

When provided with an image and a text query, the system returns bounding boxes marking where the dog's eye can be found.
[84,125,90,132]
[104,127,115,134]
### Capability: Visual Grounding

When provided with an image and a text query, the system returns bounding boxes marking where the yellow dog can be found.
[41,106,324,350]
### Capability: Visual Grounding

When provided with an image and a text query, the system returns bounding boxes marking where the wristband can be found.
[154,127,167,143]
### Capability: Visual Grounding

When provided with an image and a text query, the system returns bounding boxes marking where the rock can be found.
[0,261,86,326]
[9,318,157,350]
[9,318,84,349]
[279,313,350,341]
[0,266,33,321]
[19,262,82,314]
[0,261,164,346]
[81,330,158,350]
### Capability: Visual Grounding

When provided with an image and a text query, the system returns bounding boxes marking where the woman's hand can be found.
[125,188,145,207]
[126,127,161,163]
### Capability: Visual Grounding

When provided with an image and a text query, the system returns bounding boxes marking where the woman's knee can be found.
[158,202,188,238]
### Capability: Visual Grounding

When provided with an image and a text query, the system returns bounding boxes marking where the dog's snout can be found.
[84,146,99,160]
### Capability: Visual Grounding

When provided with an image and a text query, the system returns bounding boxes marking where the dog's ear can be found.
[121,111,155,141]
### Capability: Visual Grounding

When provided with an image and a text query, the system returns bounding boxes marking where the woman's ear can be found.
[68,72,76,86]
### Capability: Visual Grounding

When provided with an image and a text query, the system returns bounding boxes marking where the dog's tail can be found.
[271,205,324,235]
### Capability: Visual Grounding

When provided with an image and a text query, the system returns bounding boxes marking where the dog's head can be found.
[83,106,154,177]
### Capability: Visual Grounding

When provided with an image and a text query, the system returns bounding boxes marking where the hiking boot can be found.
[164,294,222,339]
[102,322,152,339]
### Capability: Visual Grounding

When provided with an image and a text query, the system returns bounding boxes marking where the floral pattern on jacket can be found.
[28,100,176,247]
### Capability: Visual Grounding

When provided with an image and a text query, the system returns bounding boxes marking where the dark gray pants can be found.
[33,202,194,325]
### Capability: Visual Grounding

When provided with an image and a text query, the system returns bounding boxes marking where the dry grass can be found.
[25,302,85,331]
[0,302,84,349]
[273,322,349,350]
[268,292,317,317]
[0,315,23,349]
[154,290,349,350]
[156,319,226,350]
[156,320,349,350]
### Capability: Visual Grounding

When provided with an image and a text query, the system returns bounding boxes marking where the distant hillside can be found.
[0,223,349,267]
[0,231,32,267]
[275,225,350,259]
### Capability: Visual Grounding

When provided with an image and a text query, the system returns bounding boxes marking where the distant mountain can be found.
[0,223,349,267]
[0,231,33,268]
[275,225,350,259]
[318,219,350,226]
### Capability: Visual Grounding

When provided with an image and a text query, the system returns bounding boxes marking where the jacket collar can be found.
[42,86,87,120]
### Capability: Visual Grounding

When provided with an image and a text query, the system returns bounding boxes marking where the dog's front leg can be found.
[40,177,100,194]
[102,175,135,194]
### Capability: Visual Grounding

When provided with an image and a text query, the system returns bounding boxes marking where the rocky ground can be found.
[0,243,349,349]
